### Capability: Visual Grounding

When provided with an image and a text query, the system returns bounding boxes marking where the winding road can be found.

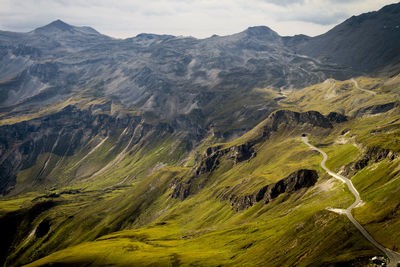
[351,78,377,95]
[302,136,400,267]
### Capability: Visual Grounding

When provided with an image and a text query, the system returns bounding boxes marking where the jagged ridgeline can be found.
[0,2,400,267]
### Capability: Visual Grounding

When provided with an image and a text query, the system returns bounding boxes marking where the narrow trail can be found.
[302,136,400,267]
[351,78,377,95]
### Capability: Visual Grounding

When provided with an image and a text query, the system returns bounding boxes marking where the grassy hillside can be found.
[1,74,399,266]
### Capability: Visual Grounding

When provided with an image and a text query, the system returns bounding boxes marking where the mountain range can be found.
[0,2,400,267]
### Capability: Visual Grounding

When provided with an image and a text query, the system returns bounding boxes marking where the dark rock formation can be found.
[327,112,348,123]
[170,143,257,200]
[195,143,255,176]
[170,179,192,201]
[266,110,333,130]
[353,102,399,117]
[197,110,332,176]
[228,169,319,211]
[342,146,398,177]
[289,3,400,73]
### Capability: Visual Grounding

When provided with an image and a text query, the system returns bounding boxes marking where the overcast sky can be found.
[0,0,398,38]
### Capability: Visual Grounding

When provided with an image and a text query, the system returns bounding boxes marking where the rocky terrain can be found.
[227,169,318,211]
[0,105,175,195]
[288,3,400,73]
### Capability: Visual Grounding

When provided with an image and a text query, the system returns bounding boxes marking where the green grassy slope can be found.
[1,74,399,266]
[26,136,376,267]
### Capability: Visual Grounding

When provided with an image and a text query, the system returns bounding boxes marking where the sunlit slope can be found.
[26,135,375,267]
[1,74,399,266]
[280,75,399,116]
[23,109,400,266]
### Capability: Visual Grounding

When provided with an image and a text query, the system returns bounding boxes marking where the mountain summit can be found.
[32,19,101,36]
[35,19,74,32]
[243,26,280,40]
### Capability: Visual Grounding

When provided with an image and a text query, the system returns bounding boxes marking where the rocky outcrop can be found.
[195,143,255,175]
[171,143,257,200]
[170,179,192,201]
[265,110,333,130]
[327,112,348,123]
[341,146,398,177]
[353,102,399,117]
[227,169,319,211]
[198,110,332,173]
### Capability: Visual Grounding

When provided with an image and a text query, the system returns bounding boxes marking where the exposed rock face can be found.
[0,18,358,139]
[228,169,319,211]
[195,143,255,175]
[170,179,192,201]
[171,143,257,200]
[353,102,399,117]
[327,112,348,123]
[342,146,398,177]
[35,219,51,238]
[171,109,331,201]
[290,3,400,72]
[265,110,333,130]
[0,105,173,195]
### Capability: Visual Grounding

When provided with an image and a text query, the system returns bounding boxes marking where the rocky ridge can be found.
[290,3,400,73]
[226,169,318,211]
[0,105,174,195]
[171,109,332,201]
[341,146,399,178]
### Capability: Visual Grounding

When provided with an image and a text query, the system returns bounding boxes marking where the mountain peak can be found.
[135,33,174,40]
[32,20,104,37]
[243,26,280,39]
[246,26,274,33]
[33,19,74,34]
[48,19,72,29]
[41,19,73,31]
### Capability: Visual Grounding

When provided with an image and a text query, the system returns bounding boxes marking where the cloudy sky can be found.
[0,0,398,38]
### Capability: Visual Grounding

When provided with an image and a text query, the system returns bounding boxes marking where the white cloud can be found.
[0,0,398,38]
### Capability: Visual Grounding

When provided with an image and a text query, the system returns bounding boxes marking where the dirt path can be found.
[351,78,377,95]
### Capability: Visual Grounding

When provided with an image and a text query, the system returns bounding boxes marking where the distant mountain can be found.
[0,4,399,139]
[0,20,354,137]
[32,19,102,36]
[289,2,400,72]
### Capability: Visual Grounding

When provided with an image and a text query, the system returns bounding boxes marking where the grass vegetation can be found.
[1,75,399,266]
